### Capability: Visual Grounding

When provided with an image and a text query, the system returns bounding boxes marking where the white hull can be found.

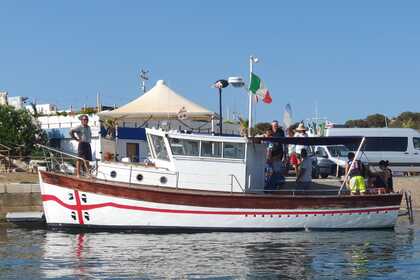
[40,180,401,230]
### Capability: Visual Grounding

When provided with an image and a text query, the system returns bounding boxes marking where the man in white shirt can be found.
[296,148,312,184]
[294,123,309,156]
[69,115,92,177]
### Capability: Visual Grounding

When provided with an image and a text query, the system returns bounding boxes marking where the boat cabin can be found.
[97,128,266,192]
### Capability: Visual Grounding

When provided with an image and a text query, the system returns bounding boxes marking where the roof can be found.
[256,136,364,146]
[98,80,215,121]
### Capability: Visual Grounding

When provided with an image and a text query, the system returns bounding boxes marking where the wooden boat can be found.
[38,129,403,231]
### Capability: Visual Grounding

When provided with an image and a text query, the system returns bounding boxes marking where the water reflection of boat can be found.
[39,127,403,231]
[37,225,415,279]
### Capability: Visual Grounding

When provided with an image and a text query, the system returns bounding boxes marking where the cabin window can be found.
[414,138,420,150]
[168,138,199,156]
[223,142,245,159]
[201,141,222,157]
[150,135,169,161]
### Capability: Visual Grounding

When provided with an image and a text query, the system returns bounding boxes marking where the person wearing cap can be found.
[294,123,309,158]
[69,114,92,177]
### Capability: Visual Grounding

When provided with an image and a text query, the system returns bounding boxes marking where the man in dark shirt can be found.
[270,120,285,159]
[269,120,285,186]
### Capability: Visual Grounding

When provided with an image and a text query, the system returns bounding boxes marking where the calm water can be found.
[0,216,419,280]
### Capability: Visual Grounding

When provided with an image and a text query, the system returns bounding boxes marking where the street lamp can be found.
[214,79,229,135]
[213,77,246,136]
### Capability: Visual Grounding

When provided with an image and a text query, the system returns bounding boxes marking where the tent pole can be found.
[248,56,253,137]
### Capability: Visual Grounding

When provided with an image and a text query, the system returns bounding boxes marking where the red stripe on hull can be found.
[39,171,403,210]
[74,190,84,225]
[42,194,400,216]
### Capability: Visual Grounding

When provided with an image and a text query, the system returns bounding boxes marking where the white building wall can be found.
[7,96,26,109]
[25,104,58,115]
[0,91,7,105]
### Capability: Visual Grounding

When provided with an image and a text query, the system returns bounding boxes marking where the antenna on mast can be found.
[140,69,149,94]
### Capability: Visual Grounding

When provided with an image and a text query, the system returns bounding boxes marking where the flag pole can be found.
[248,56,254,137]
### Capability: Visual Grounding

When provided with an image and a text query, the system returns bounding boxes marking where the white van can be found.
[326,128,420,172]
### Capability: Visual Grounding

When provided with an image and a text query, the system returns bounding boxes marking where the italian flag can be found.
[249,73,272,104]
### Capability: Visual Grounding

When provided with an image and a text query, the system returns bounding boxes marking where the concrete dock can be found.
[0,183,42,220]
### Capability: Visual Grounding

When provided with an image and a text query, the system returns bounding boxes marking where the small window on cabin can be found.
[223,142,245,159]
[150,135,169,161]
[168,138,199,156]
[201,141,222,158]
[414,138,420,150]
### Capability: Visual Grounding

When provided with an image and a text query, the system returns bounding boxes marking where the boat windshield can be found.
[168,136,245,159]
[327,145,349,157]
[150,135,169,161]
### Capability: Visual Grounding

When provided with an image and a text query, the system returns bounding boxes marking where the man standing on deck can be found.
[69,115,92,177]
[269,120,285,186]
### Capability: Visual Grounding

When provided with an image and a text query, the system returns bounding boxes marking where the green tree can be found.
[345,119,369,128]
[254,122,271,135]
[0,105,47,157]
[79,107,97,115]
[346,111,420,130]
[365,114,389,127]
[395,112,420,129]
[402,118,416,129]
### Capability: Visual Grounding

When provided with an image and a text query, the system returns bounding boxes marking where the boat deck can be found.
[259,177,346,196]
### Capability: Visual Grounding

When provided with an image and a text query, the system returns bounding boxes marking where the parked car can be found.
[314,145,349,178]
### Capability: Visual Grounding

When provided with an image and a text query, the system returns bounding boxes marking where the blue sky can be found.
[1,1,419,124]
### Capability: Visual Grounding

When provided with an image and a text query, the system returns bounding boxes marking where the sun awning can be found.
[98,80,215,121]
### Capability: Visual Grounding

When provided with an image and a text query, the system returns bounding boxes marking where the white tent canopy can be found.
[98,80,215,121]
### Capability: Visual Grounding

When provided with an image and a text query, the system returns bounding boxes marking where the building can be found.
[0,91,7,105]
[38,114,102,160]
[7,96,28,109]
[25,103,58,115]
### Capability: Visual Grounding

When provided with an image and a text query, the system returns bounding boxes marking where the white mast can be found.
[96,92,101,112]
[248,56,258,137]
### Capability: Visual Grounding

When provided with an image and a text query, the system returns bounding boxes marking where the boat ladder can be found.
[400,191,415,225]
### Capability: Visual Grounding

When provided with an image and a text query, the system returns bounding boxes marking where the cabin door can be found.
[126,143,139,162]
